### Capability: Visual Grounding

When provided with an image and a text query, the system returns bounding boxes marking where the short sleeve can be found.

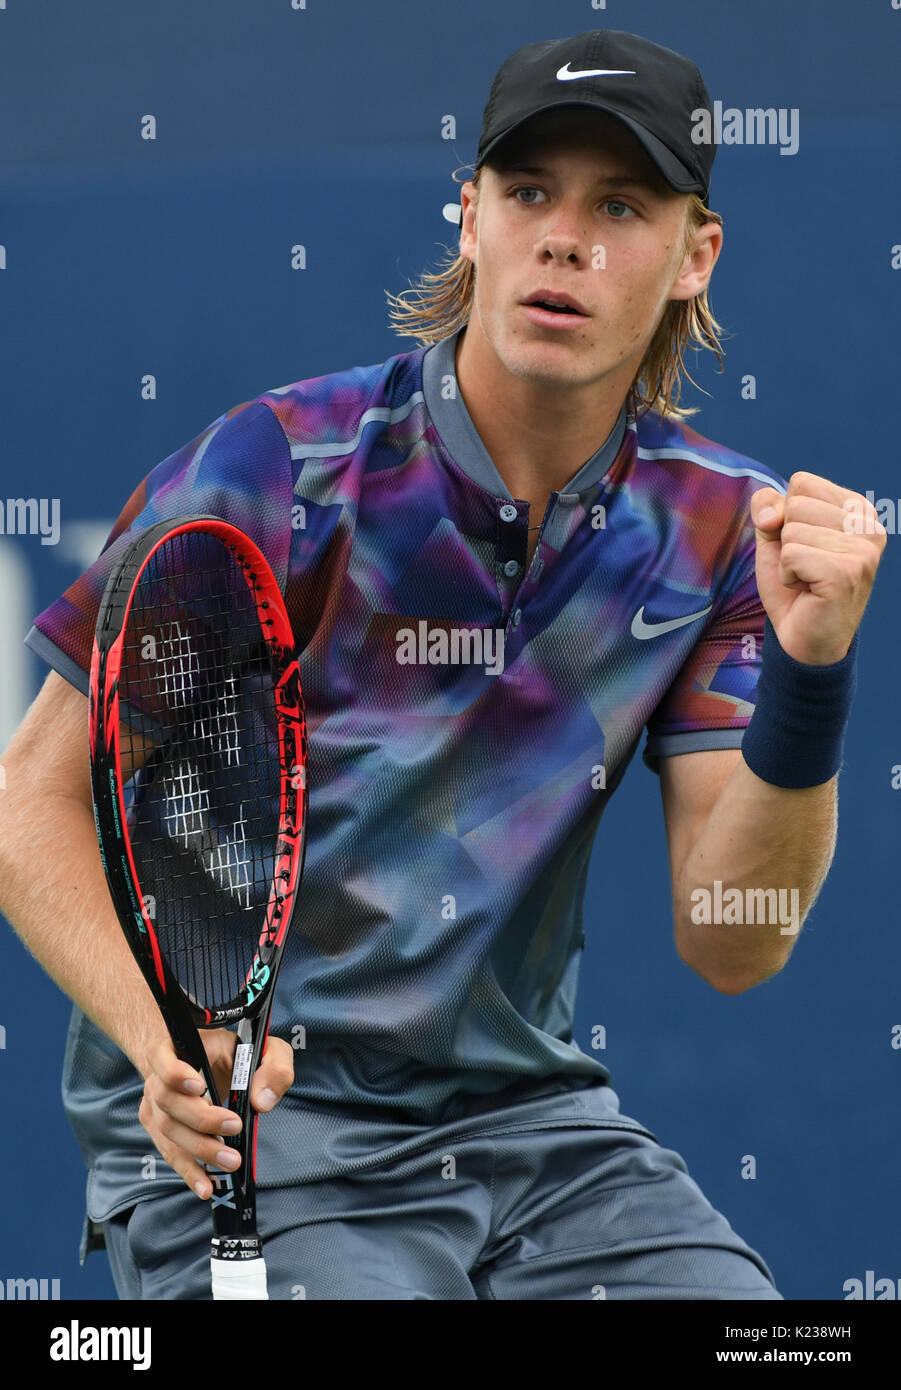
[24,399,294,695]
[642,524,766,774]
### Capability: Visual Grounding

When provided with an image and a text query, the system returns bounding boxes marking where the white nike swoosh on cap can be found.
[556,63,637,81]
[631,604,713,639]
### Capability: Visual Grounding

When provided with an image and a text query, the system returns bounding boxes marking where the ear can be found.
[669,218,723,302]
[459,179,479,266]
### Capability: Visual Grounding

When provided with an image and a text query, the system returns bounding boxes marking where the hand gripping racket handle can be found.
[208,1013,274,1300]
[168,1022,270,1299]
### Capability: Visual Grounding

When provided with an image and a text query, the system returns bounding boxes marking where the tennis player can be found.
[0,29,884,1299]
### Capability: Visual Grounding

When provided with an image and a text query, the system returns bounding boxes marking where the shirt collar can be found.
[421,325,628,501]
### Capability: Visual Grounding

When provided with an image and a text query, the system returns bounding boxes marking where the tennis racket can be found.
[88,515,308,1300]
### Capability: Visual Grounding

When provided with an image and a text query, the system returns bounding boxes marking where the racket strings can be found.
[117,530,284,1012]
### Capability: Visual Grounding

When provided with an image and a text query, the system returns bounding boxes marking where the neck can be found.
[454,320,632,501]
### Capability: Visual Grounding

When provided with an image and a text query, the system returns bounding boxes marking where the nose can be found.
[538,204,588,262]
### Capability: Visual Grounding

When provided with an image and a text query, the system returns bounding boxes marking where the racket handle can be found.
[210,1236,269,1301]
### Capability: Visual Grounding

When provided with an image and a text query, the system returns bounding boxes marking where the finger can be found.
[841,496,886,538]
[146,1036,208,1097]
[783,495,856,531]
[785,471,857,509]
[139,1094,214,1200]
[751,488,784,531]
[251,1035,295,1114]
[155,1137,214,1200]
[149,1030,235,1104]
[145,1073,241,1137]
[151,1104,244,1175]
[778,520,859,553]
[777,542,850,590]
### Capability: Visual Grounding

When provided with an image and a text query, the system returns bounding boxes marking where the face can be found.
[458,109,722,394]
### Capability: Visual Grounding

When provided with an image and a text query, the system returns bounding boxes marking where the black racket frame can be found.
[89,514,308,1248]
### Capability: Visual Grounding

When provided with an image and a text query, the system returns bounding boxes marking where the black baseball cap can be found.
[467,30,715,210]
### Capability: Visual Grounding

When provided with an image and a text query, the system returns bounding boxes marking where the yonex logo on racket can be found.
[210,1172,237,1210]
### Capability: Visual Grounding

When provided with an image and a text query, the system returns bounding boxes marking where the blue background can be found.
[0,0,899,1301]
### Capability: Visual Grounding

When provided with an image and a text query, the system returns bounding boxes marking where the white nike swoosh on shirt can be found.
[556,63,637,81]
[631,604,713,639]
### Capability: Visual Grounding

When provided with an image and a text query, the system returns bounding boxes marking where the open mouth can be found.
[532,301,582,315]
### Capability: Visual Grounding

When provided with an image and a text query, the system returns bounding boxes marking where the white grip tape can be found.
[210,1255,269,1300]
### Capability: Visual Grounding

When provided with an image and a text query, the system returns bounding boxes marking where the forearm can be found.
[674,757,837,993]
[0,789,168,1077]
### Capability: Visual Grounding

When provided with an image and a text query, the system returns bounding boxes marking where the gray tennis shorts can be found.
[103,1080,783,1300]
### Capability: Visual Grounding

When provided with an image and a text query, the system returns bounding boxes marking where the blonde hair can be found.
[385,162,728,422]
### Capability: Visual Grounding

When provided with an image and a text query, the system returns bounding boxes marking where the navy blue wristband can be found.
[740,616,859,789]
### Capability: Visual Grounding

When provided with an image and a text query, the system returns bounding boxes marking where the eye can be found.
[510,188,638,219]
[604,200,636,220]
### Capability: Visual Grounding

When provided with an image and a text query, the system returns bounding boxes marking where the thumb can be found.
[751,487,784,541]
[251,1034,295,1114]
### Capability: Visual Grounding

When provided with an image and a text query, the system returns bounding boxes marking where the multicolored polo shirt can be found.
[25,324,788,1223]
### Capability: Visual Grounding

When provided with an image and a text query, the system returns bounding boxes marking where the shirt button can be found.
[513,608,522,627]
[499,503,518,522]
[503,559,520,578]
